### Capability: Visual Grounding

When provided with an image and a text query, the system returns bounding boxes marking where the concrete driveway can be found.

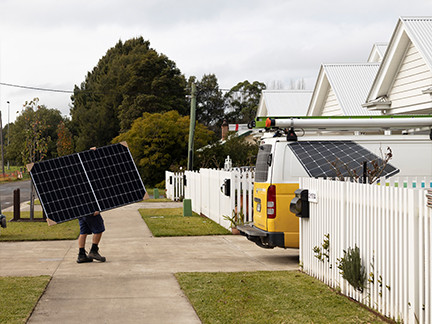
[0,202,299,323]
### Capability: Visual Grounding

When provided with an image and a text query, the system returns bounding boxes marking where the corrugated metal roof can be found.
[368,43,388,63]
[375,43,388,58]
[256,90,313,117]
[324,63,381,115]
[401,17,432,70]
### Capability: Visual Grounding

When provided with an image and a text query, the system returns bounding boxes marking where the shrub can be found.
[337,245,366,292]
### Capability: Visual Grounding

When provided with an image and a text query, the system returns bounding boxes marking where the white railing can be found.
[167,168,254,230]
[299,177,432,324]
[165,171,184,201]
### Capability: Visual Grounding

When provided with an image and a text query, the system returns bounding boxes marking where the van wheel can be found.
[254,240,275,249]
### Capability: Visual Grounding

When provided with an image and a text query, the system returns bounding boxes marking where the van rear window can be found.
[255,144,272,182]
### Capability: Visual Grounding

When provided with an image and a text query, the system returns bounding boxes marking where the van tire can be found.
[254,240,275,249]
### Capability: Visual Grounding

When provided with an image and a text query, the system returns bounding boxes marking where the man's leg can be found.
[77,234,93,263]
[92,233,102,245]
[89,233,106,262]
[78,234,87,248]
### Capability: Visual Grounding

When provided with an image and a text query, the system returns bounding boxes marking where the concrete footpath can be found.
[0,202,299,324]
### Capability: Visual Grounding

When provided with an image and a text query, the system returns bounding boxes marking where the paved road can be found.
[0,179,31,210]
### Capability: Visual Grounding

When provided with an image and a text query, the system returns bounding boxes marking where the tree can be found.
[225,80,266,124]
[6,98,65,165]
[71,37,188,151]
[188,74,225,135]
[195,132,259,169]
[17,98,64,220]
[113,110,213,186]
[56,121,74,157]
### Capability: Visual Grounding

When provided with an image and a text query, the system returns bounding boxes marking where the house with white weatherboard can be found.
[306,42,388,117]
[363,17,432,115]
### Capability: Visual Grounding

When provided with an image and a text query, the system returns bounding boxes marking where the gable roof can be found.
[368,43,388,63]
[308,63,381,116]
[403,17,432,68]
[365,17,432,107]
[256,90,313,117]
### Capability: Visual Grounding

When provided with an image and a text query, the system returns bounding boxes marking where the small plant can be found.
[313,233,330,263]
[328,146,393,184]
[368,254,375,284]
[222,209,245,228]
[313,246,323,261]
[322,233,330,262]
[337,245,366,292]
[368,252,390,298]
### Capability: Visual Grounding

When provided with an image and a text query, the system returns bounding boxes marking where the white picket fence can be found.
[166,169,254,230]
[165,171,184,201]
[299,177,432,324]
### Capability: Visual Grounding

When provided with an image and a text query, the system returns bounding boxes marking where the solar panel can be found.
[28,142,147,225]
[288,140,399,179]
[79,143,146,211]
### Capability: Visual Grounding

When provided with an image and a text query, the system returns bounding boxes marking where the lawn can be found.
[143,198,172,203]
[0,212,80,241]
[0,276,50,323]
[139,208,231,236]
[176,271,387,324]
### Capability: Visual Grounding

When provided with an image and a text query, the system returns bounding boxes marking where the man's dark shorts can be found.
[79,214,105,235]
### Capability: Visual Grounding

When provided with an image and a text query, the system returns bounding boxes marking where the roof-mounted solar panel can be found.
[288,140,399,179]
[28,142,147,225]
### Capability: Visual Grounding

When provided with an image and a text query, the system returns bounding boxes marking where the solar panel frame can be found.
[288,140,399,179]
[29,142,146,225]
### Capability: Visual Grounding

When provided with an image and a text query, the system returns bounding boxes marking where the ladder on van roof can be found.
[252,115,432,131]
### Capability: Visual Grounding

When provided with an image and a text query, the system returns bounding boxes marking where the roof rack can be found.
[252,115,432,131]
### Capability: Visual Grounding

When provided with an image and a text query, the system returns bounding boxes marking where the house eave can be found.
[362,101,392,110]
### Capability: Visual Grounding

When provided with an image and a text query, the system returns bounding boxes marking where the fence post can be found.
[408,189,420,323]
[13,188,20,221]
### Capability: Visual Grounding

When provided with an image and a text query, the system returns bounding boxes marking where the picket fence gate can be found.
[299,177,432,324]
[165,171,184,201]
[166,169,254,230]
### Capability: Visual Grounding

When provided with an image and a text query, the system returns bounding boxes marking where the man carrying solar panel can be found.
[27,142,148,264]
[77,211,106,263]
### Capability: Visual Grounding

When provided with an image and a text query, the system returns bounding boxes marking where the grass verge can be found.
[0,276,50,323]
[143,198,172,203]
[0,212,80,241]
[175,271,387,324]
[139,208,231,237]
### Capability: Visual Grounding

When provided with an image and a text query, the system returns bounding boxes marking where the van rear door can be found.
[253,144,273,231]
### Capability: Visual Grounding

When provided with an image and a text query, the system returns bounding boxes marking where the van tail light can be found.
[267,185,276,218]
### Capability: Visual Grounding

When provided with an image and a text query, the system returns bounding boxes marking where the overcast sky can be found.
[0,0,431,123]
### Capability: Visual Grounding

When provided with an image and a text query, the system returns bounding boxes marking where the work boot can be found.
[77,251,93,263]
[88,247,106,262]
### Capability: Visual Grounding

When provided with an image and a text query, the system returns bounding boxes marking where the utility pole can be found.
[0,110,4,175]
[187,83,196,171]
[6,101,9,146]
[6,101,9,170]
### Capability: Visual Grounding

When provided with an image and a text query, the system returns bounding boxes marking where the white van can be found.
[238,117,432,249]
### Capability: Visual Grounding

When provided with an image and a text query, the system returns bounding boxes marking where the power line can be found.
[0,81,264,96]
[0,82,74,94]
